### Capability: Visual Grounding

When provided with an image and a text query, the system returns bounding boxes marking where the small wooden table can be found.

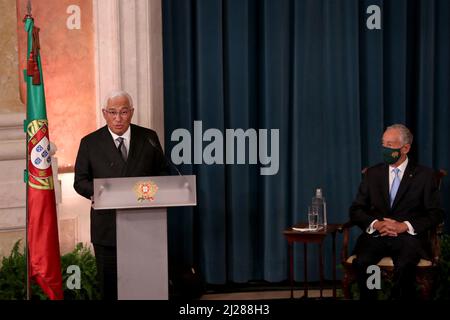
[283,223,340,299]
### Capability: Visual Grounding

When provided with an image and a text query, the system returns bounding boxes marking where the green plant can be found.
[434,234,450,300]
[61,242,101,300]
[348,277,393,300]
[0,240,46,300]
[0,240,100,300]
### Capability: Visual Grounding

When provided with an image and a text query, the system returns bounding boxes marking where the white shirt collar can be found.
[108,125,131,142]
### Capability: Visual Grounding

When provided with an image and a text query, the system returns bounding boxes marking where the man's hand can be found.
[373,218,408,237]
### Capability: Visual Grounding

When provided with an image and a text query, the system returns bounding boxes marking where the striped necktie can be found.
[116,137,127,162]
[389,167,400,207]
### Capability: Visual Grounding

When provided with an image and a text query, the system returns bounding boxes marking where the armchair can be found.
[339,169,446,299]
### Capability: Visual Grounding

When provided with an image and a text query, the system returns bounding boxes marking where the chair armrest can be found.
[430,223,443,265]
[338,221,355,231]
[339,221,355,263]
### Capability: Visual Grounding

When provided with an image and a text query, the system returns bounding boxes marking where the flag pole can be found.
[25,0,32,301]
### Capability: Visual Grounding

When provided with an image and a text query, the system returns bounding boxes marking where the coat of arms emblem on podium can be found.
[133,181,159,202]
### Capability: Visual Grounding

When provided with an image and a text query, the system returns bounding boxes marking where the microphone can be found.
[148,137,191,189]
[147,136,183,177]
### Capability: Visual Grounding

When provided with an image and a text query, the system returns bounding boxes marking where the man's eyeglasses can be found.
[104,109,132,117]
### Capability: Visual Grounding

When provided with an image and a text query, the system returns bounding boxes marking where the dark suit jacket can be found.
[349,161,443,254]
[74,124,170,246]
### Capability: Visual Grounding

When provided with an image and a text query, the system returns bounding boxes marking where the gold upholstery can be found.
[345,255,433,267]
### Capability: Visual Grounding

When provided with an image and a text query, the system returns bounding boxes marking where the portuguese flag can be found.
[24,14,63,300]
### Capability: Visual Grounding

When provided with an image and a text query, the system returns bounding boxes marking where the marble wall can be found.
[0,0,26,259]
[17,0,96,170]
[0,0,23,113]
[0,0,84,258]
[1,0,166,258]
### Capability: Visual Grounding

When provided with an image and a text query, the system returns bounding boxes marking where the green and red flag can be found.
[24,14,63,300]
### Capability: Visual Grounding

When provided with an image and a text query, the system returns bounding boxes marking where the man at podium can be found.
[74,90,169,299]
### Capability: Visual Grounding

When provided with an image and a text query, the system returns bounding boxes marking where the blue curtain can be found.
[162,0,450,284]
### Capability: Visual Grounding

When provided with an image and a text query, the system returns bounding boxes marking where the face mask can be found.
[382,146,402,165]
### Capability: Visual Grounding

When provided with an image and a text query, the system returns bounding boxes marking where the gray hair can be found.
[386,124,413,145]
[103,90,133,108]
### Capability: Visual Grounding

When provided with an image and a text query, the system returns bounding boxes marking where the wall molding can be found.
[93,0,165,144]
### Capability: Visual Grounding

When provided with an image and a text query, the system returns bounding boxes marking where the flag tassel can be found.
[26,52,34,76]
[31,26,41,85]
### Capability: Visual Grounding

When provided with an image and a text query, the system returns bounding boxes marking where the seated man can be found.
[349,124,443,300]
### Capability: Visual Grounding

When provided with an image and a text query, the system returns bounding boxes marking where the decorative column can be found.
[0,0,27,257]
[94,0,166,144]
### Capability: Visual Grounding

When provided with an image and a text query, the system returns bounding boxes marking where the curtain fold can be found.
[163,0,450,284]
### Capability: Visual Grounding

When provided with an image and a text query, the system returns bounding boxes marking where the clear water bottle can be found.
[312,188,327,229]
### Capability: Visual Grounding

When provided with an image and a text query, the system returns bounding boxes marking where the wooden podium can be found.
[92,175,196,300]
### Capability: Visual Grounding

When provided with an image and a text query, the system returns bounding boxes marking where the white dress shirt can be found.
[367,157,416,235]
[108,126,131,158]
